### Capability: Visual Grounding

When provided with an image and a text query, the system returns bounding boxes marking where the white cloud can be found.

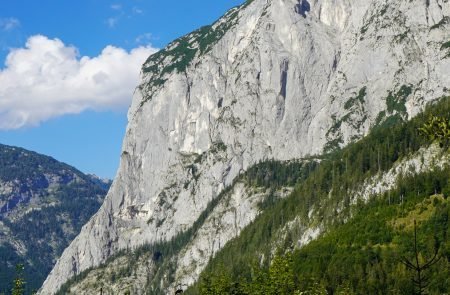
[106,17,120,28]
[0,18,20,31]
[111,4,122,10]
[135,33,153,44]
[132,7,144,14]
[106,5,143,28]
[0,35,158,130]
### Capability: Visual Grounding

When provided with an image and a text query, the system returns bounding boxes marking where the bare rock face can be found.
[40,0,450,293]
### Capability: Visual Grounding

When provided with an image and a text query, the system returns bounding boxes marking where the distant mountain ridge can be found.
[0,143,110,293]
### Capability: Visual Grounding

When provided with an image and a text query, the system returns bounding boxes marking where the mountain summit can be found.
[41,0,449,293]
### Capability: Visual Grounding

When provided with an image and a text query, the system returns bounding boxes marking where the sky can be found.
[0,0,245,178]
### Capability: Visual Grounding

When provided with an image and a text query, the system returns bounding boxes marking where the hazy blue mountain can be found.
[0,143,110,293]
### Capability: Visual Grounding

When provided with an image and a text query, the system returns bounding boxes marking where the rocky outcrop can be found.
[52,181,292,294]
[41,0,450,293]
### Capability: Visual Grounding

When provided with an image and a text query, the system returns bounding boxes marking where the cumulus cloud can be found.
[111,4,122,10]
[0,35,158,130]
[135,33,154,44]
[106,17,120,28]
[132,7,144,14]
[0,18,20,31]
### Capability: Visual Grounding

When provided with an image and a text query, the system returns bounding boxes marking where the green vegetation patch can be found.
[395,29,410,43]
[359,5,390,39]
[430,16,450,30]
[323,137,344,154]
[386,84,412,115]
[419,115,450,148]
[344,87,367,110]
[441,41,450,50]
[374,110,386,126]
[391,194,446,231]
[210,141,227,154]
[326,87,368,151]
[441,41,450,58]
[139,4,243,106]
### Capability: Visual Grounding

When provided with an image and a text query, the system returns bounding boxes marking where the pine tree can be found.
[400,220,441,295]
[11,264,25,295]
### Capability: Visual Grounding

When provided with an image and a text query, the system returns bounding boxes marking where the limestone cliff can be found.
[40,0,450,293]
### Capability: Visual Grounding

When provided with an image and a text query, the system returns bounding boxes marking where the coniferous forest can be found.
[186,97,450,295]
[0,146,110,294]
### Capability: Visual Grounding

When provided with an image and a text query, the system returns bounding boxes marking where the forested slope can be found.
[187,97,450,294]
[0,145,110,293]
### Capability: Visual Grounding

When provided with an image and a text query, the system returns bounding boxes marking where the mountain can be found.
[41,0,449,293]
[51,98,450,294]
[0,144,110,293]
[186,99,450,294]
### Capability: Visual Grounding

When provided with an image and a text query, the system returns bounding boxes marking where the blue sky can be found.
[0,0,244,178]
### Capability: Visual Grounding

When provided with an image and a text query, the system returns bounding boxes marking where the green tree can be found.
[241,261,270,295]
[199,265,233,295]
[294,281,327,295]
[268,252,295,295]
[11,264,25,295]
[419,115,450,148]
[400,220,441,295]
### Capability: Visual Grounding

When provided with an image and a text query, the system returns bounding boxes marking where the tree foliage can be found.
[198,252,297,295]
[418,115,450,148]
[11,264,25,295]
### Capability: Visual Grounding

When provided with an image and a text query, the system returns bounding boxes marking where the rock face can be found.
[40,0,450,293]
[56,180,293,294]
